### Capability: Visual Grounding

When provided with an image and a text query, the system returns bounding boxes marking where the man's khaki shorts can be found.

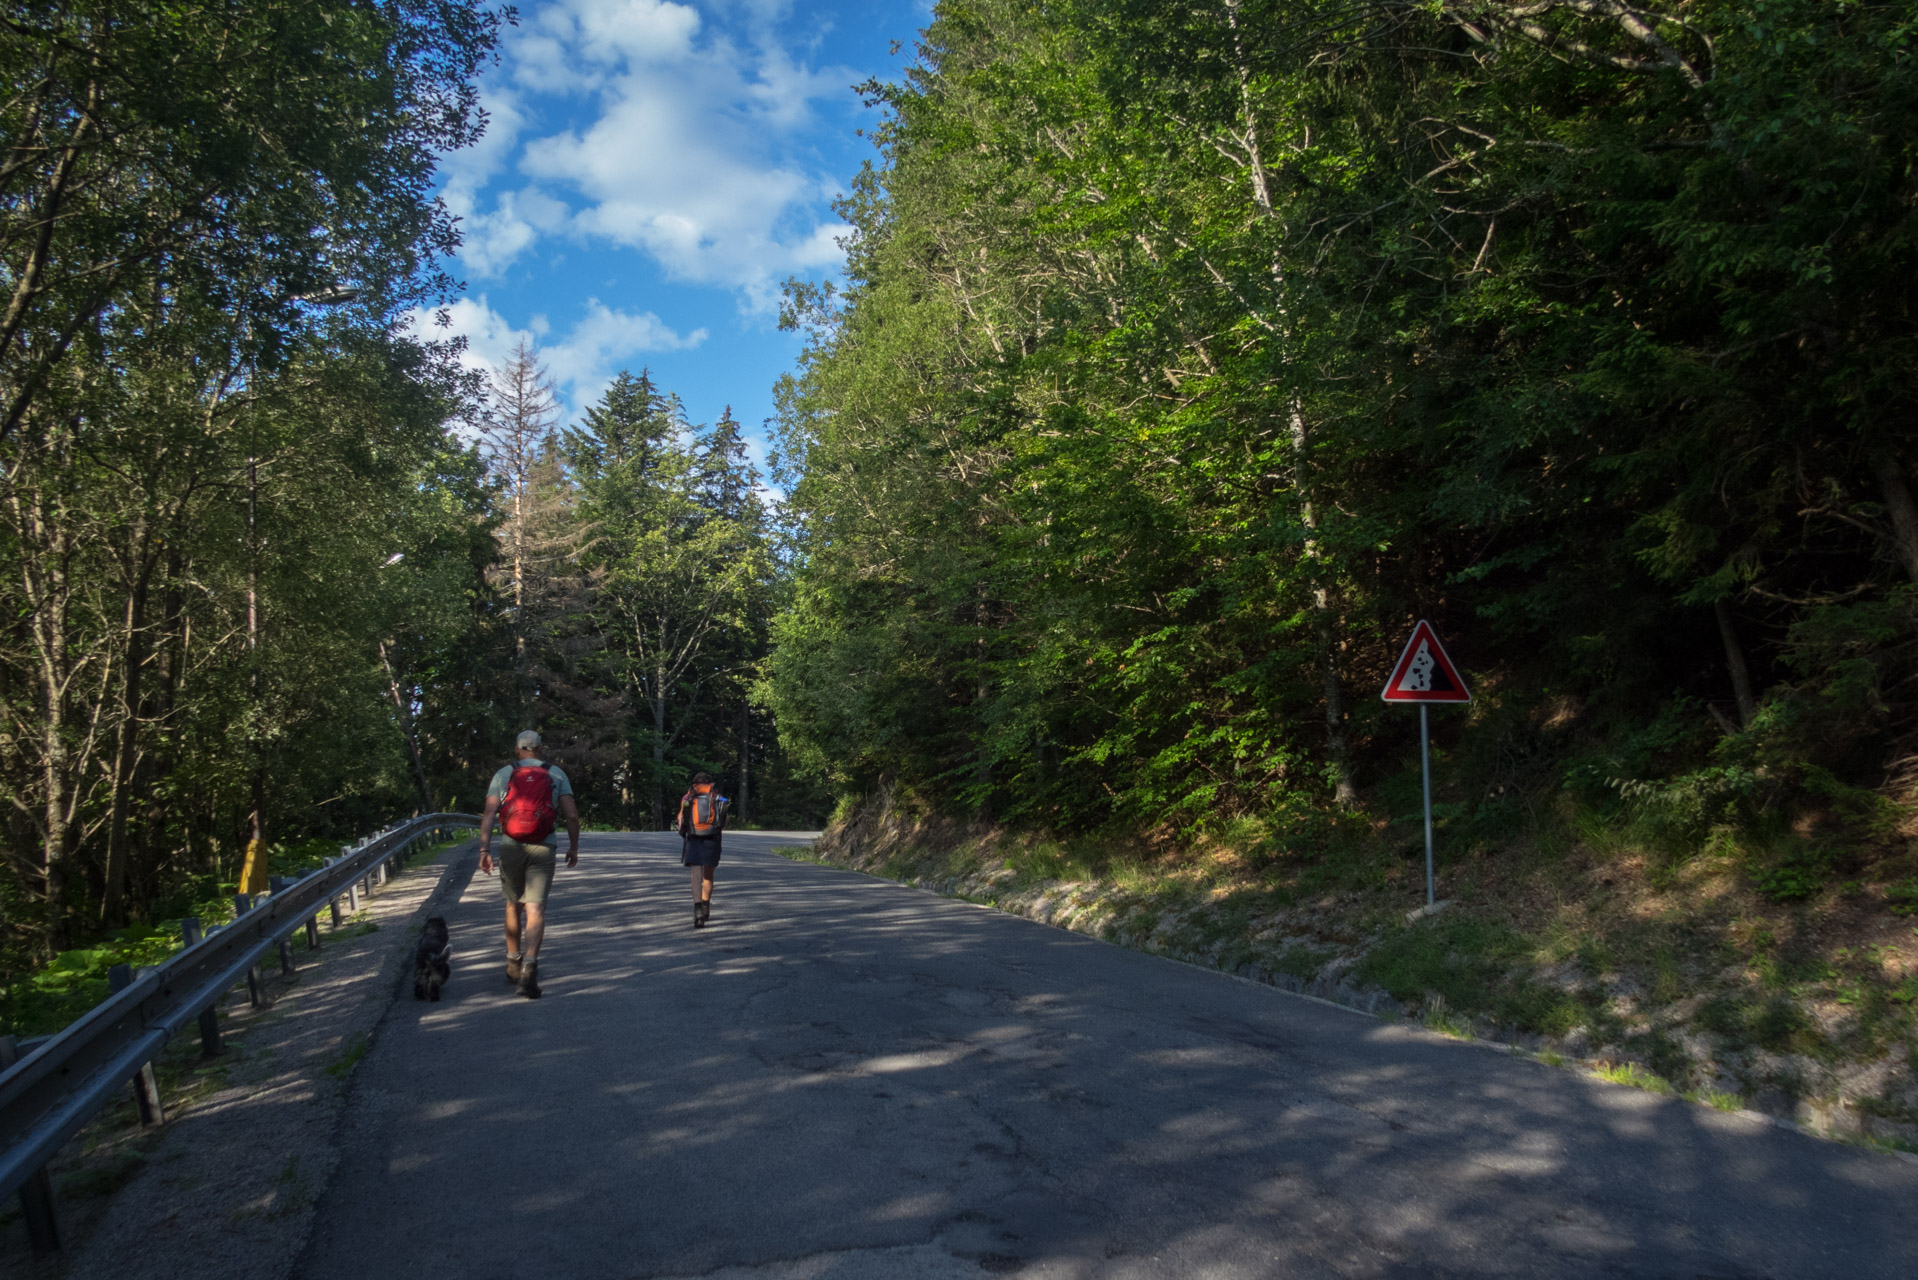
[497,838,555,906]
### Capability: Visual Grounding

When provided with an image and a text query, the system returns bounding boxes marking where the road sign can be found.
[1380,619,1470,703]
[1381,620,1469,911]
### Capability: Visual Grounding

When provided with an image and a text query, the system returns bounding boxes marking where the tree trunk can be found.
[1291,402,1357,804]
[512,479,526,660]
[13,447,80,937]
[139,545,186,906]
[1875,450,1918,587]
[653,659,667,830]
[1222,3,1356,804]
[976,586,992,817]
[379,639,434,813]
[1714,600,1757,730]
[27,517,75,936]
[246,455,265,857]
[101,561,151,922]
[37,550,69,931]
[738,703,750,826]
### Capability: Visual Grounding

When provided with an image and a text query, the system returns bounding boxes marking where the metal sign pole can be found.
[1421,703,1435,907]
[1382,620,1468,916]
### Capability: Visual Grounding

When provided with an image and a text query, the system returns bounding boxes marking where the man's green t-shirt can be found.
[488,759,575,803]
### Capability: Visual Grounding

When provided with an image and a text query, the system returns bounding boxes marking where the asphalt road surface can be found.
[293,832,1918,1280]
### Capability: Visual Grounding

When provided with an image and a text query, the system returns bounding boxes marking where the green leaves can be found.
[768,0,1918,845]
[0,1,504,447]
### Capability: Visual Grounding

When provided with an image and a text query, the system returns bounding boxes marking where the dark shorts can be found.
[681,835,721,868]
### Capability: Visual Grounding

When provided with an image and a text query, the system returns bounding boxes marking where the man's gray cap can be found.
[516,729,541,751]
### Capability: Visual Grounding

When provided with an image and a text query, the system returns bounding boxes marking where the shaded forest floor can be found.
[794,786,1918,1155]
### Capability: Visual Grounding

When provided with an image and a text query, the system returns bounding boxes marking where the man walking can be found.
[478,730,579,998]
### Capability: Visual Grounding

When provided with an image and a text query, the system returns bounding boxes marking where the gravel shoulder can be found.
[3,838,479,1280]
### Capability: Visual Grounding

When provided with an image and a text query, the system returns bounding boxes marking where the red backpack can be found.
[501,763,557,842]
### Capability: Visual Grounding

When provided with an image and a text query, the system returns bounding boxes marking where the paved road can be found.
[294,832,1918,1280]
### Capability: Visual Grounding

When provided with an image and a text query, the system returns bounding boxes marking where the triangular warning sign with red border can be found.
[1381,620,1471,703]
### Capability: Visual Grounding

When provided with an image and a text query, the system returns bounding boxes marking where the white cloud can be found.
[455,185,573,278]
[414,295,708,424]
[450,0,860,304]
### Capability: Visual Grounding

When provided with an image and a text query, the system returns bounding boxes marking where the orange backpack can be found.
[685,782,724,836]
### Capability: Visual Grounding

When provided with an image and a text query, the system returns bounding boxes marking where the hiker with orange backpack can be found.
[678,771,729,928]
[478,730,580,998]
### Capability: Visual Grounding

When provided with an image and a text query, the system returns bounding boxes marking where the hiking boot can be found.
[694,901,708,928]
[505,954,522,984]
[517,960,541,999]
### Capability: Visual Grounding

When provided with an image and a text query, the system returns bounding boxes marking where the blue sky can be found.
[419,0,931,474]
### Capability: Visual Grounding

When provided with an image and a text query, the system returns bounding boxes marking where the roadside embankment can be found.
[793,788,1918,1156]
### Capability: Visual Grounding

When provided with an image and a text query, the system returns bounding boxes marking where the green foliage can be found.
[0,909,219,1038]
[0,2,514,992]
[767,0,1918,890]
[1754,852,1834,903]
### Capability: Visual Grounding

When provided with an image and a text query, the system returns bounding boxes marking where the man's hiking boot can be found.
[517,960,541,999]
[505,954,522,984]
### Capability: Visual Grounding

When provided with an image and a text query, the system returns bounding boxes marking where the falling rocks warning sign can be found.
[1381,620,1471,703]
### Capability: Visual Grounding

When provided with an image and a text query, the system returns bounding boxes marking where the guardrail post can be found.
[235,895,265,1007]
[347,877,360,913]
[306,914,321,949]
[0,1034,63,1251]
[326,856,345,925]
[181,918,221,1056]
[104,965,165,1126]
[265,875,297,972]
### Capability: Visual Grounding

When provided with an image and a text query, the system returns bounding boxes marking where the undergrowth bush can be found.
[0,831,407,1039]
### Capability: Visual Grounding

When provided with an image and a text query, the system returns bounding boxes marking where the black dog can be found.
[412,916,451,1001]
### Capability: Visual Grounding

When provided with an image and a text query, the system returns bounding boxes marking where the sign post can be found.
[1380,620,1471,908]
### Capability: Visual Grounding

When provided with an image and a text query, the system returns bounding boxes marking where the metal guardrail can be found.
[0,811,479,1230]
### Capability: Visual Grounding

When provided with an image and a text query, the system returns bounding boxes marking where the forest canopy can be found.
[766,0,1918,852]
[0,2,819,997]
